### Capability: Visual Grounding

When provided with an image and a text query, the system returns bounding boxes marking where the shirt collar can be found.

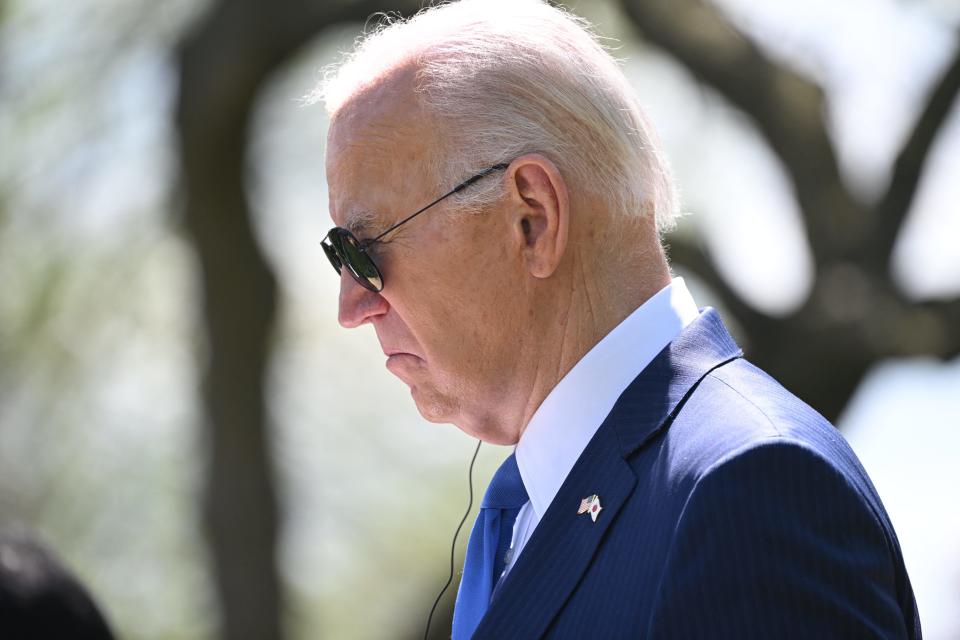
[514,277,700,519]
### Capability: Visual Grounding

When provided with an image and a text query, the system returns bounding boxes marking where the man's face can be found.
[325,72,528,442]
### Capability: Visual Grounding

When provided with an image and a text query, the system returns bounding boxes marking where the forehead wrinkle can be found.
[330,103,419,154]
[360,121,411,144]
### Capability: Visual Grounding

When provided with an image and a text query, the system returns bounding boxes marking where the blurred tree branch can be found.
[664,235,769,331]
[174,0,419,638]
[873,45,960,268]
[620,0,862,263]
[622,0,960,421]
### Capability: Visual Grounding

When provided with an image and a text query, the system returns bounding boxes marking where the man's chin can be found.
[410,391,520,445]
[410,386,454,424]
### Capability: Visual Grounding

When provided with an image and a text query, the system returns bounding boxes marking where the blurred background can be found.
[1,0,958,638]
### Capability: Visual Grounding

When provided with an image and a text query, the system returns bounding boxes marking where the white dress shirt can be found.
[501,278,700,579]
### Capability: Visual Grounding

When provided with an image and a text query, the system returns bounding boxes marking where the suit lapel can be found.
[473,309,743,638]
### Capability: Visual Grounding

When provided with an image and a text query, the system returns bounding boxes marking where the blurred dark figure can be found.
[0,530,114,640]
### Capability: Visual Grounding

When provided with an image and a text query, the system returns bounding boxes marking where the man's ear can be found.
[506,154,570,279]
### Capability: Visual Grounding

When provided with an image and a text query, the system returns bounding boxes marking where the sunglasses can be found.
[322,163,509,292]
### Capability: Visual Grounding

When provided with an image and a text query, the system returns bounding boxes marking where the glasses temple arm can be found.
[368,163,509,244]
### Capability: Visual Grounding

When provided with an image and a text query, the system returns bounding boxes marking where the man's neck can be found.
[513,249,671,439]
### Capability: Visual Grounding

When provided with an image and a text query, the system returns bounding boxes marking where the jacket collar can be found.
[604,307,742,457]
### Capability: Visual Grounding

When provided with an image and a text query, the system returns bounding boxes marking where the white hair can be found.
[311,0,678,232]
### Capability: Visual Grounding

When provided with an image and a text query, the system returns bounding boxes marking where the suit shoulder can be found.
[667,358,859,471]
[653,357,894,523]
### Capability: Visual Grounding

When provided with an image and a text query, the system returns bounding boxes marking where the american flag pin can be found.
[578,494,603,522]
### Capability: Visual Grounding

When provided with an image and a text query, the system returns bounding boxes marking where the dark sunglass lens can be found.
[321,241,342,274]
[332,230,383,291]
[365,272,383,291]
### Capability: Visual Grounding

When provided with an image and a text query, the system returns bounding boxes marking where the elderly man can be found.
[315,1,921,638]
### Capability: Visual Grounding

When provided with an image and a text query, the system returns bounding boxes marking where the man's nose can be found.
[338,270,389,328]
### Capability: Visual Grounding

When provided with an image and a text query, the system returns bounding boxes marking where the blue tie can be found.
[452,453,529,639]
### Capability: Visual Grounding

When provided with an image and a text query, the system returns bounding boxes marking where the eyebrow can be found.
[341,208,383,237]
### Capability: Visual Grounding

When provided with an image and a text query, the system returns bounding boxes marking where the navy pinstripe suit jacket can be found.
[472,309,921,639]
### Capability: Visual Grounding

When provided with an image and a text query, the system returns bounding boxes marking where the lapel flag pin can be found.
[578,494,603,522]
